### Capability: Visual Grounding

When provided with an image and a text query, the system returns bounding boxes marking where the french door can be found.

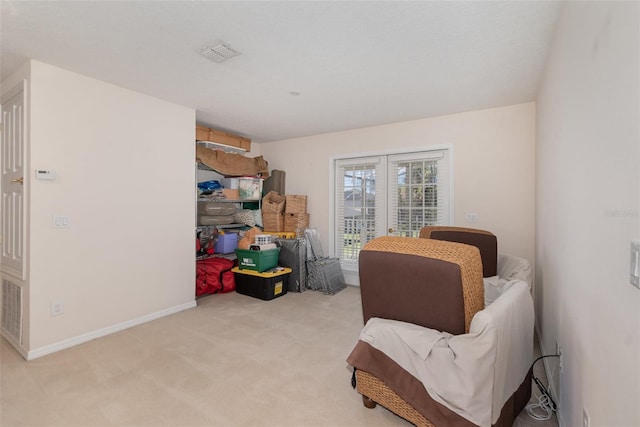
[333,149,451,270]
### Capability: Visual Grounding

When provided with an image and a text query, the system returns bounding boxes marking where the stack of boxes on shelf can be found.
[233,190,310,300]
[202,189,315,300]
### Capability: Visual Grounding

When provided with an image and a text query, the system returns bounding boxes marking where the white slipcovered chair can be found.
[347,230,534,427]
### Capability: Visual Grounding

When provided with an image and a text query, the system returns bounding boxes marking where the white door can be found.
[1,83,27,279]
[387,150,450,237]
[334,149,451,270]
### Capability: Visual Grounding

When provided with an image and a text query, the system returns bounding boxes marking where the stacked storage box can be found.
[284,195,309,236]
[262,191,286,232]
[233,246,290,300]
[232,267,292,300]
[235,247,280,272]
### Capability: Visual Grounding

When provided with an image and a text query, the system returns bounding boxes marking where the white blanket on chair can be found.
[358,280,534,427]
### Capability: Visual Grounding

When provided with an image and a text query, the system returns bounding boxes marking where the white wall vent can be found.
[2,278,23,346]
[200,41,241,63]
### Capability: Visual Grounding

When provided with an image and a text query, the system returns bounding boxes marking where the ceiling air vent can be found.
[200,41,241,63]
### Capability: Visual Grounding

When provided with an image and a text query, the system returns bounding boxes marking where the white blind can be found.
[335,157,384,270]
[388,150,450,237]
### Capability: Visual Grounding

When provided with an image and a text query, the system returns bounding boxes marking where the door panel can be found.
[1,87,26,279]
[387,151,449,237]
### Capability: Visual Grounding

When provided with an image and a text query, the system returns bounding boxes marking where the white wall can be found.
[536,2,639,426]
[6,61,196,355]
[255,103,536,278]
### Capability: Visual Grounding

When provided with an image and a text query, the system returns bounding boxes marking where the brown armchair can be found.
[419,226,497,278]
[347,236,533,427]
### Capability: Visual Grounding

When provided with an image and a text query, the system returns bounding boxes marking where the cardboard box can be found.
[222,188,240,199]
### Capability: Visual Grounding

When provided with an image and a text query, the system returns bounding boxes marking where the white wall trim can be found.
[1,332,29,359]
[26,301,196,360]
[328,143,453,162]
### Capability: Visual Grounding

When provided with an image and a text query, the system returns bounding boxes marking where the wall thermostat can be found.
[35,170,57,181]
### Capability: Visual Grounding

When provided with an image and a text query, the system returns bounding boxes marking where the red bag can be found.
[196,257,236,296]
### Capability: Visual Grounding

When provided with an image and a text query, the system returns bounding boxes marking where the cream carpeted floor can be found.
[1,286,557,427]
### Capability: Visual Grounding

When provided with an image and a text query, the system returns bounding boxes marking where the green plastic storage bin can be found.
[235,248,280,272]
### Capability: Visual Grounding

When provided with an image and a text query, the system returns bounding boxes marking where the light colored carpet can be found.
[1,286,557,427]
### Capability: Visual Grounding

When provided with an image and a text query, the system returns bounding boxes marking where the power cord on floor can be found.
[526,354,560,421]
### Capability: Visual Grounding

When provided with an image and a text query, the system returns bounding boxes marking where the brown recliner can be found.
[347,235,532,427]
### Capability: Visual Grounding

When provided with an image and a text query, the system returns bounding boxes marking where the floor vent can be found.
[2,278,23,345]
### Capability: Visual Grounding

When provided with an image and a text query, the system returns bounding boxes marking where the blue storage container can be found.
[214,233,238,254]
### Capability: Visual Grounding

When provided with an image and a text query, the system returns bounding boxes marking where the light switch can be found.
[52,215,70,229]
[466,212,478,223]
[631,240,640,289]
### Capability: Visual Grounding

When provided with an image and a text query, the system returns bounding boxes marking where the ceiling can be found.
[1,1,560,143]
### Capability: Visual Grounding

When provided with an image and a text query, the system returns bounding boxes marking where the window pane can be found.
[389,155,445,236]
[338,163,377,266]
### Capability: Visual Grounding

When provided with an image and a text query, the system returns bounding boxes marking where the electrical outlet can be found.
[556,341,563,372]
[583,408,591,427]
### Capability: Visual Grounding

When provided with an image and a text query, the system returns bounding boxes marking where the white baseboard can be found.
[1,333,29,359]
[342,269,360,286]
[26,301,197,360]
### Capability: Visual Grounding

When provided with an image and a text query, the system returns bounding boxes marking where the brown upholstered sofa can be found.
[347,234,534,427]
